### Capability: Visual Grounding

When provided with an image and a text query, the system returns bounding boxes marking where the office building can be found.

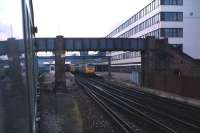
[107,0,200,65]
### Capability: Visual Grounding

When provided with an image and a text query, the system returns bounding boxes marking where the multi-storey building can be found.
[107,0,200,66]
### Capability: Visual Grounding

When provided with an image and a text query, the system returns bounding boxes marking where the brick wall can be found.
[142,38,200,99]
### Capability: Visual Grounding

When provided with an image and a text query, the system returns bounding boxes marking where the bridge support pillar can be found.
[141,37,169,87]
[108,56,111,77]
[55,35,66,92]
[7,38,22,84]
[141,37,157,87]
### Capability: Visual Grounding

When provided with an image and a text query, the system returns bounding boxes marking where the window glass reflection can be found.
[0,0,34,133]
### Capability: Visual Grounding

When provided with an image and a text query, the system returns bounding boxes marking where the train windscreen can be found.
[87,64,94,67]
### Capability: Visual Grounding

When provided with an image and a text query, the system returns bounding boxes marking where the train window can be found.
[0,0,36,133]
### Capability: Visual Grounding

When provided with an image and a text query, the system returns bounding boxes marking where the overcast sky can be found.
[33,0,150,37]
[0,0,23,40]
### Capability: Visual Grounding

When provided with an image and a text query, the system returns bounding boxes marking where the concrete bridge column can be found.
[54,35,66,92]
[7,38,22,83]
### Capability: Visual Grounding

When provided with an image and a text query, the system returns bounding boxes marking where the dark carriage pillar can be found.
[54,35,66,92]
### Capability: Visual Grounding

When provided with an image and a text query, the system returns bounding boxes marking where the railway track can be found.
[76,79,138,133]
[76,75,200,133]
[91,77,200,127]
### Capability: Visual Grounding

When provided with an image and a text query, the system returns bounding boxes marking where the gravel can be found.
[72,85,121,133]
[39,73,121,133]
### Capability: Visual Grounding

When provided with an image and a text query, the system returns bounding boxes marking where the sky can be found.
[33,0,150,37]
[0,0,23,40]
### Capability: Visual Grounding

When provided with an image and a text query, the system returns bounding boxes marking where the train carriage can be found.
[83,64,95,74]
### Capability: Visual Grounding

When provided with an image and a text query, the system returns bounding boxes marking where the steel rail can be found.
[80,78,176,133]
[76,77,137,133]
[90,77,200,128]
[89,79,200,132]
[99,78,200,113]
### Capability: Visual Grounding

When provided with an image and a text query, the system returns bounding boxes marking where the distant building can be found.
[106,0,200,64]
[96,52,106,56]
[80,51,88,56]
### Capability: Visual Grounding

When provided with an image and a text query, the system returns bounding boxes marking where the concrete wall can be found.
[183,0,200,59]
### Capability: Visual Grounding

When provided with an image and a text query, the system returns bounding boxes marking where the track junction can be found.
[76,75,200,133]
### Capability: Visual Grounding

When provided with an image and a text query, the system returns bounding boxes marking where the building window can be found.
[160,28,183,37]
[161,12,183,21]
[107,0,162,37]
[118,13,161,38]
[160,0,183,5]
[145,29,160,38]
[155,0,159,8]
[171,44,183,50]
[176,0,183,5]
